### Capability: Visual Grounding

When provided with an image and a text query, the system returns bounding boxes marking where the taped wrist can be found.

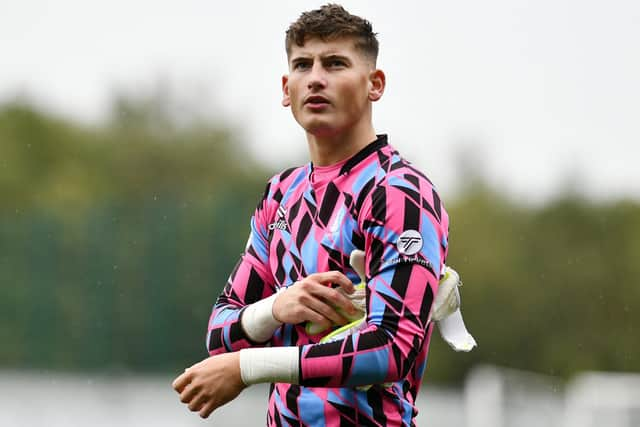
[239,347,299,385]
[241,294,282,343]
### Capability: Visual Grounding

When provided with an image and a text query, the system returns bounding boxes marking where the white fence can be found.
[1,367,639,426]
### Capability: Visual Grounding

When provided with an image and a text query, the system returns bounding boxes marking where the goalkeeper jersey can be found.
[207,135,449,426]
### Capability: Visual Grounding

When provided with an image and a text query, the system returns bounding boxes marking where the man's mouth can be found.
[304,95,330,106]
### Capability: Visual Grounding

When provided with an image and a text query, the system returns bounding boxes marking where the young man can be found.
[173,4,451,425]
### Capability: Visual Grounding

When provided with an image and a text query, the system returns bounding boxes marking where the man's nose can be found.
[307,63,327,91]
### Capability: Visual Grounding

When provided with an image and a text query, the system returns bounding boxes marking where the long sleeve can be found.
[299,175,449,387]
[206,182,277,354]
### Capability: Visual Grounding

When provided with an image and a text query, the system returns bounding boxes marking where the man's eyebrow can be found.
[290,54,312,63]
[321,54,350,62]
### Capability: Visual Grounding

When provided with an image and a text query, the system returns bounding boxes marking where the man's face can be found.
[282,37,383,138]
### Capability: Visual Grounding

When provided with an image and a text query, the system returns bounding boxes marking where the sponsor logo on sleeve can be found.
[397,230,423,255]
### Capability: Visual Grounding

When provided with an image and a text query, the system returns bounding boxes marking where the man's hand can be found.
[172,352,246,419]
[272,271,357,332]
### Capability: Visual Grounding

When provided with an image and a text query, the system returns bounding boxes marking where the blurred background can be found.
[1,0,639,425]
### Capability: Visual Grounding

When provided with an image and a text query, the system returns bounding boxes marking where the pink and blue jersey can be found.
[207,135,449,426]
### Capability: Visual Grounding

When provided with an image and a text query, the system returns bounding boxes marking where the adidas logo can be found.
[268,206,289,231]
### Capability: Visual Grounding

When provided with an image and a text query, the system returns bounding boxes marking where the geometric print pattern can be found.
[206,135,449,426]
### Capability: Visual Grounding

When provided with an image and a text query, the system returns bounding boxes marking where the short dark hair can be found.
[285,4,379,64]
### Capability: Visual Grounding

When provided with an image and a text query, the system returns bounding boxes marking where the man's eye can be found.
[294,62,310,70]
[328,60,346,68]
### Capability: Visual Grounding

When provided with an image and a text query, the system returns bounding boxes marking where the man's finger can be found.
[314,286,357,317]
[308,295,351,325]
[179,383,199,404]
[298,305,332,329]
[172,371,192,393]
[187,391,208,412]
[333,275,356,294]
[199,401,217,419]
[314,271,355,294]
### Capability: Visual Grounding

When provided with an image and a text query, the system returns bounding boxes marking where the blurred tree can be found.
[427,188,640,383]
[0,95,267,372]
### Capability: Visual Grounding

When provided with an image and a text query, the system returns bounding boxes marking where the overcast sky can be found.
[2,0,639,203]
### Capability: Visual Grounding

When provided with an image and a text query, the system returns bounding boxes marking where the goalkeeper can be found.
[173,4,474,425]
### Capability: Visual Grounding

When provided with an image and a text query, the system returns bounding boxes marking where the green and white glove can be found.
[431,266,477,352]
[310,250,477,352]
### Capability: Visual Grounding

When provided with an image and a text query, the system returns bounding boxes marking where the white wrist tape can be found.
[239,347,299,385]
[241,294,282,343]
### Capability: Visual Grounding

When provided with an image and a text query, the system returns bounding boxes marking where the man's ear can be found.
[282,75,291,107]
[368,69,386,102]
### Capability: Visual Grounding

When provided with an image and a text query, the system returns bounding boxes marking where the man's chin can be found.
[300,119,341,138]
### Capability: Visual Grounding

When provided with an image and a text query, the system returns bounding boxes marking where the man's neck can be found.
[306,120,378,167]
